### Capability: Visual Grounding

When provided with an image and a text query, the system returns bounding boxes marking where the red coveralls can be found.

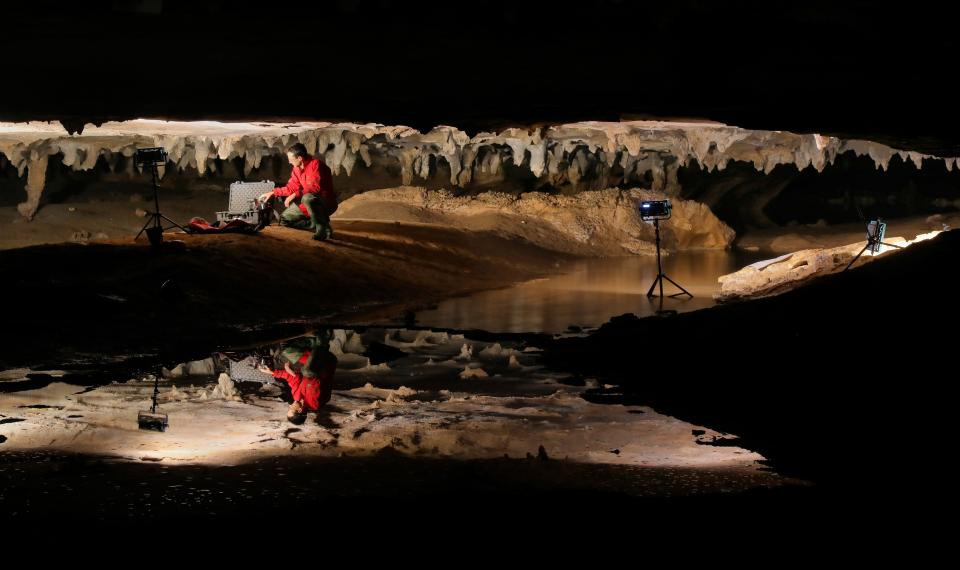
[273,350,337,411]
[272,155,338,217]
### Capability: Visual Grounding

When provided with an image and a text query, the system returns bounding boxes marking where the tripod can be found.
[135,161,187,244]
[646,218,693,299]
[843,219,902,271]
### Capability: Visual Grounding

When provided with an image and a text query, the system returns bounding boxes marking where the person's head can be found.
[286,143,309,168]
[287,400,307,424]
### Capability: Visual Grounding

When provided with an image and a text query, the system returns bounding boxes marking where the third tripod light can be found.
[640,200,693,301]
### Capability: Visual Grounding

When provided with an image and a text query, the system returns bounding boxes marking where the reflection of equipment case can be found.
[228,358,275,384]
[216,180,274,224]
[866,219,887,254]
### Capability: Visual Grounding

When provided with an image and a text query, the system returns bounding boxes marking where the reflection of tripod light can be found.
[843,218,902,272]
[137,369,168,432]
[134,147,187,246]
[641,200,693,299]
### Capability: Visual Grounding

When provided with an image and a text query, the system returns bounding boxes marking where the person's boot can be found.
[312,221,333,241]
[312,222,331,241]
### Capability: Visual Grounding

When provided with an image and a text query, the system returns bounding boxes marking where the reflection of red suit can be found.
[273,350,336,411]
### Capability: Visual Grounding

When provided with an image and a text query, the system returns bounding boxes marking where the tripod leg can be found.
[158,214,188,233]
[135,214,158,240]
[135,223,148,240]
[879,241,904,250]
[646,275,662,297]
[662,274,693,298]
[844,245,869,271]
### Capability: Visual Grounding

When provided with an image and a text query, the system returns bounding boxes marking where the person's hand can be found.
[256,364,273,374]
[284,362,295,375]
[258,192,273,203]
[284,194,296,208]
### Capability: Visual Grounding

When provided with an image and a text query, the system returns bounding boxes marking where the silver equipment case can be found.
[216,180,274,224]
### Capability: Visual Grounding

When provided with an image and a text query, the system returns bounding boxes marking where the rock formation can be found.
[334,186,734,255]
[715,231,943,301]
[3,119,955,221]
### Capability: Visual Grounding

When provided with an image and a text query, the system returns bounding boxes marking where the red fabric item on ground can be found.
[187,217,258,233]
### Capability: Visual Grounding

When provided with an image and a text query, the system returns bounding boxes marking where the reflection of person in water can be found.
[259,333,337,424]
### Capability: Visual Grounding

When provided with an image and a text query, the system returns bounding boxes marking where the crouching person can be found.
[258,334,338,424]
[258,143,338,241]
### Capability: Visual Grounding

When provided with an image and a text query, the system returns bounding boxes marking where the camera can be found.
[639,199,672,221]
[135,147,168,166]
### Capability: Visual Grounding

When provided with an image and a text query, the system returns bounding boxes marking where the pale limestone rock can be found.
[334,186,734,255]
[3,119,952,220]
[716,231,943,301]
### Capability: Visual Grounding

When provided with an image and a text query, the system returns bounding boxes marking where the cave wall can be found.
[2,120,958,230]
[678,153,960,231]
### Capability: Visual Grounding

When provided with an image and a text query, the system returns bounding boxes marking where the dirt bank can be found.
[0,221,570,368]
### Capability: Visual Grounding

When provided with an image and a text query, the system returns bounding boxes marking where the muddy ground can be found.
[0,222,571,368]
